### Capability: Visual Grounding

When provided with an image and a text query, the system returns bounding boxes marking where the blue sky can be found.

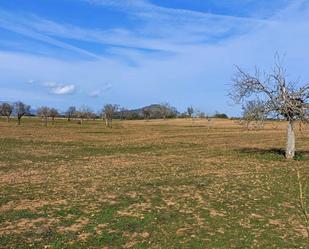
[0,0,309,115]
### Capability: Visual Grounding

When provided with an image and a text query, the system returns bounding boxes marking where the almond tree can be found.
[49,108,60,124]
[14,101,31,125]
[65,106,77,121]
[37,106,50,127]
[78,105,93,124]
[102,104,118,128]
[240,100,267,130]
[187,106,194,118]
[0,103,13,122]
[230,56,309,159]
[119,107,128,121]
[158,103,177,119]
[159,103,171,119]
[142,108,151,120]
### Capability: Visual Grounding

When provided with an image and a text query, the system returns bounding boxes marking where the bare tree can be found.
[158,103,177,119]
[49,108,60,124]
[89,111,97,120]
[14,101,31,125]
[230,55,309,159]
[102,104,118,128]
[0,103,13,122]
[187,106,194,118]
[206,115,212,129]
[65,106,77,121]
[142,108,151,120]
[197,111,206,119]
[78,105,93,124]
[77,107,86,125]
[37,106,50,127]
[119,107,128,121]
[158,103,169,119]
[240,100,266,130]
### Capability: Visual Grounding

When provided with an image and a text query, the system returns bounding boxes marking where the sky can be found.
[1,0,309,115]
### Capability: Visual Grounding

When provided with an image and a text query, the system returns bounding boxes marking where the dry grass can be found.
[0,117,308,248]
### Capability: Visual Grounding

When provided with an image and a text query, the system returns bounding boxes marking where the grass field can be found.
[0,118,308,248]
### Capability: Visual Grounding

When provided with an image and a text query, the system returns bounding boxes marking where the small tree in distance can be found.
[14,101,31,125]
[119,107,128,121]
[230,54,309,159]
[240,100,266,130]
[197,111,206,119]
[0,103,13,122]
[65,106,77,121]
[78,105,93,125]
[142,108,151,120]
[158,103,177,119]
[49,108,60,124]
[102,104,118,128]
[187,106,194,118]
[37,106,50,127]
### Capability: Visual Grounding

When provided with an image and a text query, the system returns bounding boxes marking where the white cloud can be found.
[26,80,76,95]
[50,84,76,95]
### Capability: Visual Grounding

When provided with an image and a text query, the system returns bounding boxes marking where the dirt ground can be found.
[0,117,308,248]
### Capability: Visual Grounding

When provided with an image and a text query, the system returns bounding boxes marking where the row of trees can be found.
[1,102,225,128]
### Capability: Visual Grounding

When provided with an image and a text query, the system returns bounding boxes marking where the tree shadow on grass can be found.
[236,148,309,161]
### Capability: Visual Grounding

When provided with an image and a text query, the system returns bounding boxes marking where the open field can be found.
[0,118,308,248]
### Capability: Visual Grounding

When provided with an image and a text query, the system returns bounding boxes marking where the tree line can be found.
[0,102,229,127]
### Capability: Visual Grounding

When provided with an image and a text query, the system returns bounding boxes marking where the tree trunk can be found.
[246,120,250,131]
[18,117,21,125]
[44,117,48,127]
[6,116,10,122]
[299,122,303,134]
[286,121,295,159]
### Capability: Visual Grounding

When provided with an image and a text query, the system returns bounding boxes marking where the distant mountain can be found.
[129,104,164,115]
[116,104,178,120]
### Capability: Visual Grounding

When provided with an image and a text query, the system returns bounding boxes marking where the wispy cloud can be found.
[89,83,112,97]
[85,0,272,23]
[0,0,277,61]
[0,10,102,60]
[28,80,76,95]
